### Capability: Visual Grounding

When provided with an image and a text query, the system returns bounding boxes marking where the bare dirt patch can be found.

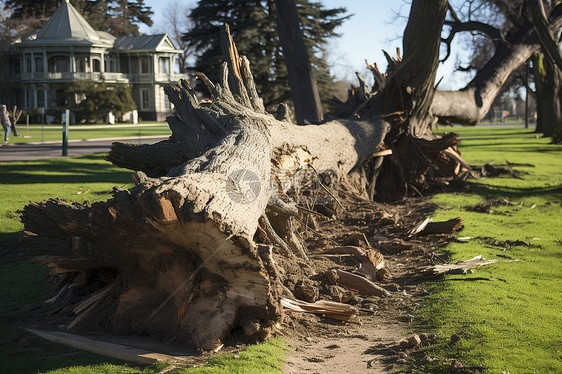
[280,195,458,373]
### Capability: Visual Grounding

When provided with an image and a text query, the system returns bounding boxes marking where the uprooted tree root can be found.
[20,24,469,352]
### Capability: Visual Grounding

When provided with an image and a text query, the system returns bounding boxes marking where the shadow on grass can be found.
[467,182,562,201]
[460,145,562,154]
[0,155,132,185]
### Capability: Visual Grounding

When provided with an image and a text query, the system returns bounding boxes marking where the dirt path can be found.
[284,320,406,373]
[279,195,449,373]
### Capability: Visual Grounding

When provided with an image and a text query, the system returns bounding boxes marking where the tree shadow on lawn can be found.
[459,144,562,154]
[467,181,562,202]
[0,155,132,185]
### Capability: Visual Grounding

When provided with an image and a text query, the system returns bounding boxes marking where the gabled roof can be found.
[113,34,180,53]
[25,0,113,46]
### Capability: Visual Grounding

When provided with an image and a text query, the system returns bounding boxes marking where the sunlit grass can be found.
[0,154,287,374]
[0,154,134,242]
[411,127,562,373]
[5,123,170,144]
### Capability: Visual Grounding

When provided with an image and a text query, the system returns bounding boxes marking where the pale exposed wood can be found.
[334,269,391,297]
[419,218,463,235]
[23,31,283,350]
[25,328,188,365]
[422,255,517,275]
[281,297,358,321]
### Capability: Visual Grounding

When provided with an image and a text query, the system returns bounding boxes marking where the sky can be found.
[140,0,469,90]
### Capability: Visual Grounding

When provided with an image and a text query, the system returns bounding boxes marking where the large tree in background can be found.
[275,0,323,124]
[184,0,348,110]
[3,0,154,35]
[443,0,562,136]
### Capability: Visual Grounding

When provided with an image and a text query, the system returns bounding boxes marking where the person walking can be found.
[1,104,11,143]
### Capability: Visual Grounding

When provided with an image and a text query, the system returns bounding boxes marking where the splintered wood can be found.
[25,328,193,365]
[333,269,391,297]
[281,298,359,321]
[423,255,518,275]
[410,217,463,236]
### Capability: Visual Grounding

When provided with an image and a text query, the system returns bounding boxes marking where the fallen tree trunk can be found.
[22,26,388,350]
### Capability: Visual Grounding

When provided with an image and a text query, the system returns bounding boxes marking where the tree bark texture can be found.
[274,0,323,124]
[532,52,561,136]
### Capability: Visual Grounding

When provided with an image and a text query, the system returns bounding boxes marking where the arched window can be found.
[77,57,89,73]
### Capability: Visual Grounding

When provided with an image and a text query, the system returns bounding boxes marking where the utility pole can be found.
[525,60,529,129]
[62,109,69,156]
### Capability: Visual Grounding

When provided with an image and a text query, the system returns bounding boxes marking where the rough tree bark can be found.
[274,0,323,124]
[21,0,562,350]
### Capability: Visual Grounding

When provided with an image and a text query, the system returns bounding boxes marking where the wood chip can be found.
[334,269,391,297]
[422,255,518,275]
[281,297,358,321]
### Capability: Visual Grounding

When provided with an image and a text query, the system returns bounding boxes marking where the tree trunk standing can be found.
[390,0,448,138]
[532,53,561,136]
[274,0,323,124]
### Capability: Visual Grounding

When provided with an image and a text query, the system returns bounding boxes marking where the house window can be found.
[36,89,45,108]
[120,58,129,74]
[159,57,170,74]
[93,59,101,72]
[131,59,139,74]
[25,58,32,73]
[77,57,89,73]
[140,57,149,74]
[35,58,43,72]
[141,89,150,110]
[49,56,69,73]
[105,58,115,72]
[26,90,34,108]
[56,59,68,72]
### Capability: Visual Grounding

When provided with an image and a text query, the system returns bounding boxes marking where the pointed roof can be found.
[29,0,112,46]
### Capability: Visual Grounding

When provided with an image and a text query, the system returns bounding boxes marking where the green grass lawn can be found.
[410,127,562,373]
[5,123,171,144]
[0,154,286,374]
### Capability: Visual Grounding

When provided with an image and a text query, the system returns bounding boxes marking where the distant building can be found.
[3,0,186,121]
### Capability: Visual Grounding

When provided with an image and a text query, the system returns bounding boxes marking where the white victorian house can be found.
[5,0,185,121]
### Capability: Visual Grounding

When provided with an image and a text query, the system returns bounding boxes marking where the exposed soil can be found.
[1,191,462,373]
[279,193,459,373]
